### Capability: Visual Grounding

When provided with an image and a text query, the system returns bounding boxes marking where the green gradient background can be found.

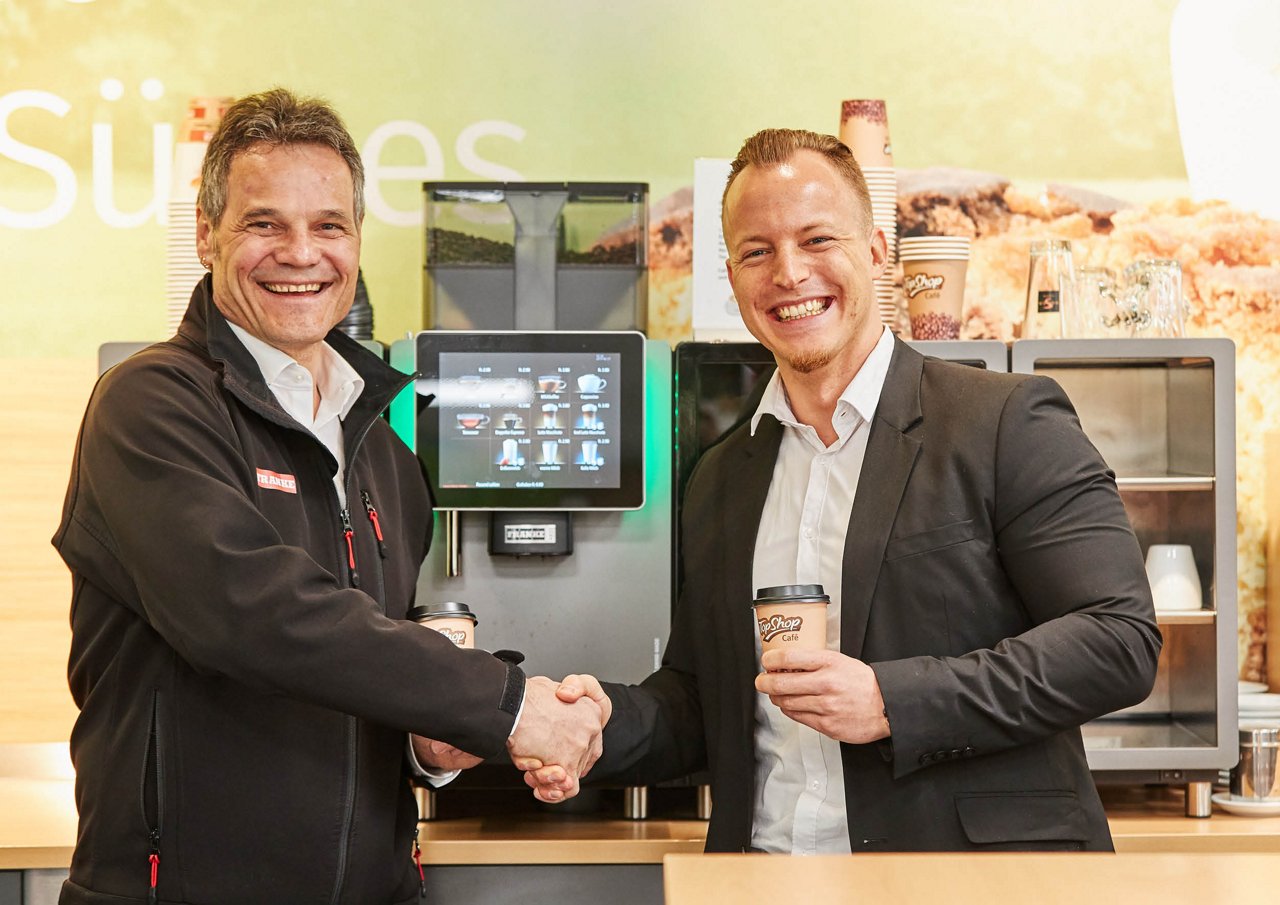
[1,0,1183,356]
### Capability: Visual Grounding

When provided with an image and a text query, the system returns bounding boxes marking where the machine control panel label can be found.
[503,524,557,544]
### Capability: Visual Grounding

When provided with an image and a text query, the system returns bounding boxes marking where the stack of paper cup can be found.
[167,97,232,333]
[838,99,899,329]
[863,166,899,328]
[166,183,203,334]
[898,236,971,340]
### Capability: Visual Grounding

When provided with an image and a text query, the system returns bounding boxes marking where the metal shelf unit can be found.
[1011,338,1238,814]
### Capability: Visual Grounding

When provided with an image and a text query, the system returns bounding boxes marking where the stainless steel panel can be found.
[414,341,672,685]
[1011,339,1237,778]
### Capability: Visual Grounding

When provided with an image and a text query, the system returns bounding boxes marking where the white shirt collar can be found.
[227,322,364,423]
[750,324,895,437]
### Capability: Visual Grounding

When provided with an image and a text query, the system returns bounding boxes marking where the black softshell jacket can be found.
[53,277,523,905]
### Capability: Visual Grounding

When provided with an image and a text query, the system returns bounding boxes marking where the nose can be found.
[772,245,809,289]
[275,228,320,267]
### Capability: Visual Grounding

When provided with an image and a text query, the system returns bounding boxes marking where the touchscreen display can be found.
[416,332,645,510]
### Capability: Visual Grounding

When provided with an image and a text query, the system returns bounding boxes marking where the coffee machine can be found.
[393,181,674,816]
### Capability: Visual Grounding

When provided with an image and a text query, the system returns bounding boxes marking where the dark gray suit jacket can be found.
[596,338,1161,852]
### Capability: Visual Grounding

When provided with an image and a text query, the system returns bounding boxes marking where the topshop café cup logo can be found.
[0,78,527,230]
[757,613,804,643]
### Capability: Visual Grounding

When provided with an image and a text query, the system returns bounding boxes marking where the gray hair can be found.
[197,87,365,226]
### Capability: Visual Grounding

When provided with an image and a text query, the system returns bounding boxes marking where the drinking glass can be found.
[1022,240,1076,339]
[1073,266,1117,338]
[1123,259,1186,337]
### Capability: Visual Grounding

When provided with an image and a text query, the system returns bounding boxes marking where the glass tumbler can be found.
[1074,266,1118,338]
[1022,240,1077,339]
[1124,259,1186,338]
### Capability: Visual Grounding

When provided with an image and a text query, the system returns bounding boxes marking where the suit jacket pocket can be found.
[955,791,1089,846]
[884,519,977,561]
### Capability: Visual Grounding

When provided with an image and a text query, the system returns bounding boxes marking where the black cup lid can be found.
[409,601,477,624]
[753,584,829,605]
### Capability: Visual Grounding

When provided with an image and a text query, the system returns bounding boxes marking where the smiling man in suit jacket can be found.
[526,128,1161,854]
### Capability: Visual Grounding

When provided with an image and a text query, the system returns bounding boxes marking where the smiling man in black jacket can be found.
[529,128,1161,854]
[53,88,605,905]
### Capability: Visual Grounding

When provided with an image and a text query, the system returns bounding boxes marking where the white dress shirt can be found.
[228,323,363,508]
[748,325,894,854]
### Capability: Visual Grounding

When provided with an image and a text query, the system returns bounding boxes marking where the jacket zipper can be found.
[140,691,165,904]
[331,499,359,905]
[361,490,387,559]
[328,415,389,904]
[413,825,425,900]
[361,490,388,613]
[328,716,359,905]
[339,506,360,589]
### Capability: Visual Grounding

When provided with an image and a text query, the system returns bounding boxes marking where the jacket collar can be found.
[720,413,785,744]
[838,336,924,658]
[174,275,414,444]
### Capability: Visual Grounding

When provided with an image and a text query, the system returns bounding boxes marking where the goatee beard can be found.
[785,346,836,374]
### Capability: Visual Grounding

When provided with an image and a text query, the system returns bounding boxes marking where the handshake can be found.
[411,674,607,803]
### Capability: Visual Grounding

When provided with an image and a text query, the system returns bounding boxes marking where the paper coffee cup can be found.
[753,584,829,656]
[838,99,893,167]
[409,601,477,648]
[903,258,968,340]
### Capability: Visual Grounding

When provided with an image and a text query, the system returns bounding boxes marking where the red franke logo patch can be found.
[256,468,298,494]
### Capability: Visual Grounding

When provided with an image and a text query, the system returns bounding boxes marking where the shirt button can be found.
[802,528,815,539]
[810,780,821,790]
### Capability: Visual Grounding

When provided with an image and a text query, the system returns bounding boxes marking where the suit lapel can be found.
[840,338,925,660]
[721,416,784,742]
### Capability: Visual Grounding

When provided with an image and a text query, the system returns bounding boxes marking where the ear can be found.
[868,227,888,280]
[195,207,213,262]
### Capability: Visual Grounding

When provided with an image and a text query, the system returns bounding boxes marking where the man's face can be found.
[723,150,887,377]
[196,142,361,365]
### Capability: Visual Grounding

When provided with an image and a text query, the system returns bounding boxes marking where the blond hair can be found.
[722,128,871,228]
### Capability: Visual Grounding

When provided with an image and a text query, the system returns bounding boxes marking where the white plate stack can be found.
[862,166,898,329]
[1239,689,1280,721]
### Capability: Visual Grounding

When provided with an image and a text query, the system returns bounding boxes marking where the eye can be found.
[739,248,767,261]
[805,236,833,247]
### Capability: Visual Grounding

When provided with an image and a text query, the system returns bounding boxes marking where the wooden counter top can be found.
[5,743,1280,869]
[663,852,1280,905]
[1103,785,1280,853]
[416,815,708,864]
[0,744,76,870]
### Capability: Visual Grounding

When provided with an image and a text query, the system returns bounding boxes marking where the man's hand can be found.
[411,735,484,771]
[553,673,612,721]
[507,676,608,803]
[754,649,890,744]
[521,674,612,801]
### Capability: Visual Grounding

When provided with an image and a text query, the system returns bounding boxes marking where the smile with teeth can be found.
[775,298,831,321]
[262,282,324,294]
